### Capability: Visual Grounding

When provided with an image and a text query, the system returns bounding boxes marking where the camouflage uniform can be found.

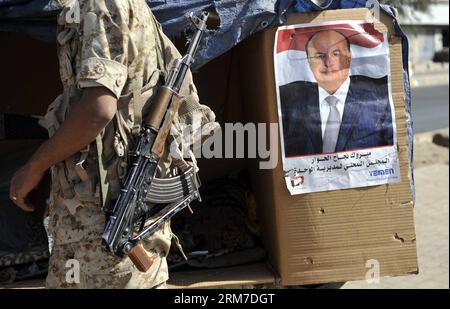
[44,0,215,288]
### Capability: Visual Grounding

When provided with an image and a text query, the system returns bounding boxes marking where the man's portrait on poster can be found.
[278,23,394,158]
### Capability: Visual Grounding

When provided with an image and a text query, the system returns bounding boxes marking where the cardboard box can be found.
[238,8,418,285]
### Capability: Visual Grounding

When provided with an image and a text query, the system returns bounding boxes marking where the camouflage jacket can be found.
[44,0,216,245]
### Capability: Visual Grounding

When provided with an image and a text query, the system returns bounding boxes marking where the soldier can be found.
[9,0,215,288]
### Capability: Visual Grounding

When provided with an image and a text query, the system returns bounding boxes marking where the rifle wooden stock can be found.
[128,243,154,272]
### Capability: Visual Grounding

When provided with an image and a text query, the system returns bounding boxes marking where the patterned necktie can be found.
[322,95,341,153]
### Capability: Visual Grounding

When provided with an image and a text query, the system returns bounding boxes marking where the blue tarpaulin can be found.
[0,0,414,198]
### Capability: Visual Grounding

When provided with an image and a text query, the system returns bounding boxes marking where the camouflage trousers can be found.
[46,195,172,289]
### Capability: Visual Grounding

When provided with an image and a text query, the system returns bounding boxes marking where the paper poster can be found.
[274,20,401,195]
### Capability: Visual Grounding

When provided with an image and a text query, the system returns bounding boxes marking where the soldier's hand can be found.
[9,163,45,212]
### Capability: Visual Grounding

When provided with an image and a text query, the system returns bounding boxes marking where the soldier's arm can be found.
[9,87,117,211]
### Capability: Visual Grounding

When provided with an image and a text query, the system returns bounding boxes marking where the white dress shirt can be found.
[318,77,351,140]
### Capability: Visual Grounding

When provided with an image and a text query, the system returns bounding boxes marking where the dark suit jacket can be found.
[279,75,394,157]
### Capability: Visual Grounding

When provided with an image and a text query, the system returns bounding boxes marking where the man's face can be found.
[307,31,351,93]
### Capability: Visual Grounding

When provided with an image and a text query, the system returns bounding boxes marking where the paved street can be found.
[411,85,449,133]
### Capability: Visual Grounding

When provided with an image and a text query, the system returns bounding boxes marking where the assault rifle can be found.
[102,12,209,272]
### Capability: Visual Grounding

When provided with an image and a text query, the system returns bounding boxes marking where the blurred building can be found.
[399,0,449,63]
[398,0,449,86]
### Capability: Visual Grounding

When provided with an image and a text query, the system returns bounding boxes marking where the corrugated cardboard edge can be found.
[167,262,276,289]
[239,29,286,282]
[239,8,418,286]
